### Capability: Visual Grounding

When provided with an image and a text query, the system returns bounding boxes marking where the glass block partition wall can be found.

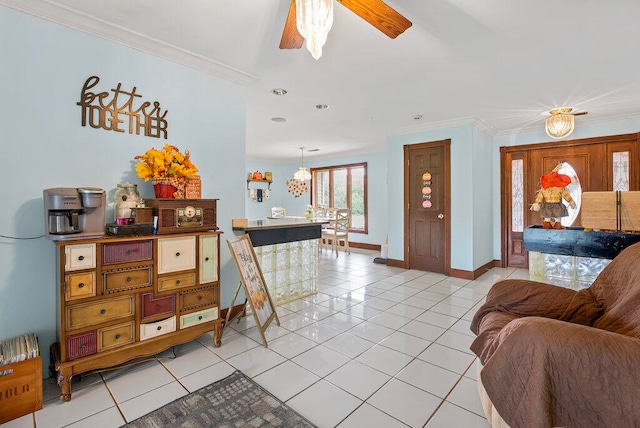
[253,239,319,306]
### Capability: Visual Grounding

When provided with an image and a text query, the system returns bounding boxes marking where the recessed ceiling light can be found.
[413,115,423,120]
[315,104,329,110]
[271,117,287,122]
[271,88,287,96]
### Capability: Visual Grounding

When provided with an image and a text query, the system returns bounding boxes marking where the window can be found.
[311,163,367,233]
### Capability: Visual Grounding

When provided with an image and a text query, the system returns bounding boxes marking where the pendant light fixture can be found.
[293,147,312,181]
[545,107,588,140]
[296,0,334,60]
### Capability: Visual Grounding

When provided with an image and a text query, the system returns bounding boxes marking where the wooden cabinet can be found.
[51,231,223,401]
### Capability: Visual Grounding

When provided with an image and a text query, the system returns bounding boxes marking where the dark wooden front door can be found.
[405,141,450,274]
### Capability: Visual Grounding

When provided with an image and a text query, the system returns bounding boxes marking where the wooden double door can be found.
[502,133,640,268]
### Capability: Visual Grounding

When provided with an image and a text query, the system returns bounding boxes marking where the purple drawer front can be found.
[141,292,176,321]
[103,240,153,265]
[66,331,97,361]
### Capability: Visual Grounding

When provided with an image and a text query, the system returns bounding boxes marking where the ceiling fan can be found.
[279,0,412,59]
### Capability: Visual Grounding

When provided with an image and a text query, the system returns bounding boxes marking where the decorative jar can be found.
[114,183,140,223]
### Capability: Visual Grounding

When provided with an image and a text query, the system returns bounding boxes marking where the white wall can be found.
[0,7,246,371]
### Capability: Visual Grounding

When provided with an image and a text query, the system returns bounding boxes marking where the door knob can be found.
[438,213,444,219]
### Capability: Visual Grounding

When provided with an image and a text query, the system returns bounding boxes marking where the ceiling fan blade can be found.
[279,0,304,49]
[572,111,589,116]
[337,0,412,39]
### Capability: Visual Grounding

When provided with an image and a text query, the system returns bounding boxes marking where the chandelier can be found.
[296,0,334,60]
[293,147,312,181]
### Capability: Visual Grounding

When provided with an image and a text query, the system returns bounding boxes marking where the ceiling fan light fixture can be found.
[293,147,312,181]
[545,107,575,139]
[296,0,334,60]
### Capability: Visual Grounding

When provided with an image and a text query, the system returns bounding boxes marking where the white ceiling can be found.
[6,0,640,162]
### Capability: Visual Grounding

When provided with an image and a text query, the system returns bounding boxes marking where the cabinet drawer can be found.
[180,287,216,311]
[140,316,176,341]
[199,235,218,284]
[98,321,134,351]
[65,331,97,361]
[66,295,135,331]
[102,240,153,265]
[157,272,196,293]
[103,266,152,293]
[157,236,196,274]
[180,307,218,329]
[65,271,96,301]
[64,244,96,271]
[141,292,176,321]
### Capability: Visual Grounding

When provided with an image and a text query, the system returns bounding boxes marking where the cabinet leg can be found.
[213,321,223,348]
[57,370,73,402]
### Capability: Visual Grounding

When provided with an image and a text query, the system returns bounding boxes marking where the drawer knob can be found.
[157,326,162,331]
[176,280,181,285]
[198,295,203,301]
[115,334,121,340]
[198,316,203,320]
[126,277,132,282]
[156,304,162,310]
[205,257,210,262]
[78,282,85,288]
[78,255,85,261]
[100,309,106,315]
[175,252,181,257]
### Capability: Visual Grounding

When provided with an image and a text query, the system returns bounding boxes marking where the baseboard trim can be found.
[387,258,408,268]
[349,242,381,251]
[450,260,498,280]
[220,303,246,323]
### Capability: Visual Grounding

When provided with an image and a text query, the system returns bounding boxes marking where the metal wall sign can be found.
[77,76,168,139]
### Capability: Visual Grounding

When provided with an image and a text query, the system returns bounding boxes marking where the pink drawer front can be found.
[140,292,176,321]
[65,331,97,361]
[102,240,153,265]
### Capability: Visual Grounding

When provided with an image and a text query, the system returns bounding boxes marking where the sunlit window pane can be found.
[557,162,581,227]
[315,171,330,207]
[511,159,524,233]
[351,167,365,229]
[613,151,630,191]
[333,169,347,208]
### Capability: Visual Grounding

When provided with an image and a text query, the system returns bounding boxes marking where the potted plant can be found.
[134,144,198,198]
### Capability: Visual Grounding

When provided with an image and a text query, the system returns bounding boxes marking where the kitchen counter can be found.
[232,217,328,247]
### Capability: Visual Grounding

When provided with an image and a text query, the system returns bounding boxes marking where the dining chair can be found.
[321,208,350,256]
[270,207,286,218]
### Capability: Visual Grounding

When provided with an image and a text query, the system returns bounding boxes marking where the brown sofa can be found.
[470,242,640,428]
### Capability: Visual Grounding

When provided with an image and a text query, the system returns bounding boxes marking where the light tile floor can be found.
[6,249,529,428]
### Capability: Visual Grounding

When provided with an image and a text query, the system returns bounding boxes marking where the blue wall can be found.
[0,7,246,371]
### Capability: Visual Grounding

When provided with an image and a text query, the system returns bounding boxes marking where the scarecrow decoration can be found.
[531,167,576,229]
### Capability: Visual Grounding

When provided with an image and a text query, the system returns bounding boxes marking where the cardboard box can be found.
[232,218,248,228]
[0,357,43,424]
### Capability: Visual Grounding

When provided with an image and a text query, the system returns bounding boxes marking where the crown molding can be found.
[388,116,497,137]
[0,0,257,86]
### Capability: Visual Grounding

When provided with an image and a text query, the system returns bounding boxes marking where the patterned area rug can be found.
[125,370,317,428]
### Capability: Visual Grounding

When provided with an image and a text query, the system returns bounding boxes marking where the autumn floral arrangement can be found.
[134,144,198,198]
